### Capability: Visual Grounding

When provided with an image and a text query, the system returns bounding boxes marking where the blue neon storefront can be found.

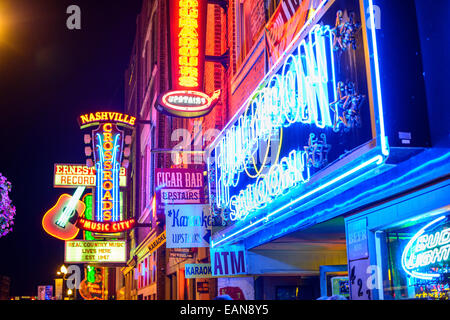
[207,0,449,300]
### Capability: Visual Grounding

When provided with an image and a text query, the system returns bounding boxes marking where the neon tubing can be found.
[212,154,383,247]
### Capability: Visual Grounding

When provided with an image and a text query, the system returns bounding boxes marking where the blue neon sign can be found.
[207,0,388,247]
[401,216,450,280]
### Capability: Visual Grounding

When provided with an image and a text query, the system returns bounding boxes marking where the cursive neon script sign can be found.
[401,216,450,280]
[214,25,337,218]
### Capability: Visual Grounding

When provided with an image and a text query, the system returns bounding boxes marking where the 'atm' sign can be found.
[210,245,247,277]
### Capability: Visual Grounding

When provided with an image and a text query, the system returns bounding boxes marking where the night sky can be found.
[0,0,142,296]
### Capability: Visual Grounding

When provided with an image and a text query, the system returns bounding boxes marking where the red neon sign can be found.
[159,0,219,118]
[158,89,221,118]
[76,217,136,233]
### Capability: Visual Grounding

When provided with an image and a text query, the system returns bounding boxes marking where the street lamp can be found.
[56,265,70,300]
[60,265,68,275]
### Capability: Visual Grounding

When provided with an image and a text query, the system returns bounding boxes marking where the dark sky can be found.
[0,0,142,296]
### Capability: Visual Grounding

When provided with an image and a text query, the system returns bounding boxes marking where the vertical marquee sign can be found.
[77,112,136,233]
[92,123,123,222]
[157,0,221,118]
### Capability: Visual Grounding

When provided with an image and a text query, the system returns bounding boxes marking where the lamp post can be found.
[55,265,72,300]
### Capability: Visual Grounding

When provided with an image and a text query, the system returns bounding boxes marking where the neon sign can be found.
[158,0,219,118]
[42,187,86,241]
[78,112,136,128]
[54,164,127,188]
[76,217,136,233]
[79,267,105,300]
[158,89,221,118]
[208,0,389,247]
[401,216,450,280]
[93,123,123,222]
[214,25,337,219]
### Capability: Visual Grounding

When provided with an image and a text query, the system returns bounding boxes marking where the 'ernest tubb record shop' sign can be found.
[157,0,221,118]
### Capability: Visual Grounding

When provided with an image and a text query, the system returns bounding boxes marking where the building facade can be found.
[118,0,227,300]
[118,0,449,300]
[207,0,450,301]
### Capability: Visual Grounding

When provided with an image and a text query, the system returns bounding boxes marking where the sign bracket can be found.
[206,48,230,70]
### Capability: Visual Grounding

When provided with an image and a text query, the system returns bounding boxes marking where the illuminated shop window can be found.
[385,215,450,300]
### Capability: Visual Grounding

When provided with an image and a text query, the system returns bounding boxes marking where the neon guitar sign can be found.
[42,187,86,241]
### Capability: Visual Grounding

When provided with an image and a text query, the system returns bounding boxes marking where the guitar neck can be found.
[55,186,86,227]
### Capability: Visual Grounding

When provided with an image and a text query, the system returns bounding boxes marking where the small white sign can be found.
[64,240,126,263]
[165,205,212,248]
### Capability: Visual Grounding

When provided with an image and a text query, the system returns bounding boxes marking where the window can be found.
[265,0,281,18]
[384,214,450,300]
[234,0,267,68]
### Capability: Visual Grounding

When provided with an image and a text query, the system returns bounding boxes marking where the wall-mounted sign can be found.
[82,193,96,240]
[165,204,212,248]
[401,215,450,280]
[157,0,220,118]
[158,89,221,118]
[211,244,248,277]
[265,0,312,67]
[218,277,255,300]
[347,218,369,261]
[42,187,86,241]
[155,168,206,205]
[54,164,127,188]
[208,0,389,247]
[76,217,136,233]
[79,267,105,300]
[169,0,207,92]
[331,276,350,297]
[78,112,136,129]
[349,258,372,300]
[77,112,135,236]
[196,281,209,294]
[148,231,166,255]
[169,248,195,259]
[54,278,63,300]
[185,263,213,279]
[64,240,126,263]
